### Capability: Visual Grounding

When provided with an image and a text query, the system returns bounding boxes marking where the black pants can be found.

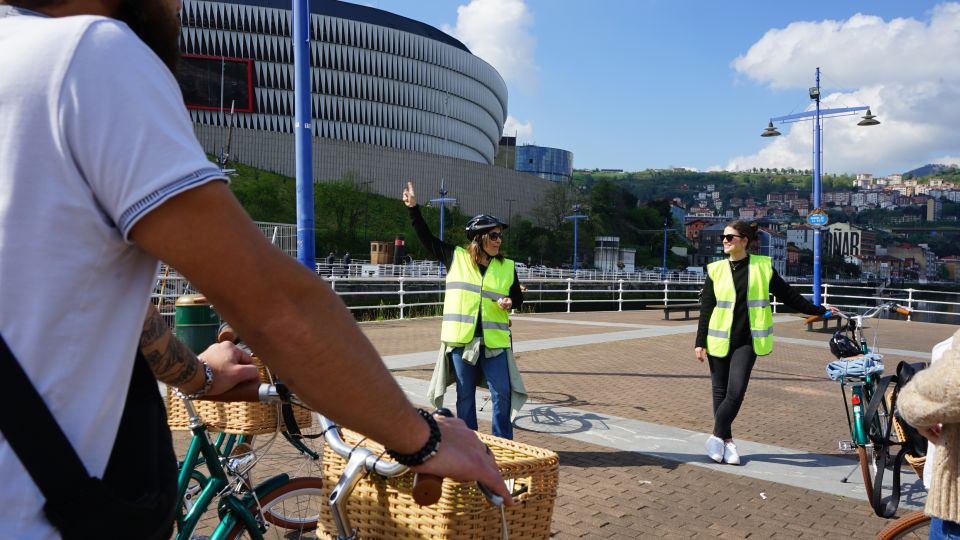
[708,344,757,440]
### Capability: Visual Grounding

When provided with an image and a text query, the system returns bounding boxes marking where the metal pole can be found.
[573,218,579,273]
[662,219,668,281]
[812,67,822,305]
[293,0,315,269]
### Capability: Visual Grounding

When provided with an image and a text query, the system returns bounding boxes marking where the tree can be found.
[534,182,581,232]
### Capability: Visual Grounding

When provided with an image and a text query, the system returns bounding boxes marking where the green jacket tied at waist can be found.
[427,337,527,421]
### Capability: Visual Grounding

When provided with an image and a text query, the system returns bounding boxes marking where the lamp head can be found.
[857,109,881,126]
[761,121,781,138]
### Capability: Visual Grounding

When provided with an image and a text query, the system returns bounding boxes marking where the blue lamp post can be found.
[564,205,588,275]
[762,67,880,305]
[661,219,676,281]
[430,178,456,274]
[292,0,314,270]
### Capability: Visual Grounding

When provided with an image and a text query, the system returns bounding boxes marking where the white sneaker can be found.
[723,441,741,465]
[705,435,724,463]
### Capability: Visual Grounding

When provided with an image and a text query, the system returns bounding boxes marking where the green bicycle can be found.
[173,391,325,540]
[812,301,916,516]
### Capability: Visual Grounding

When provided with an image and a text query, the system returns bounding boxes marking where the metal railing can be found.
[152,265,960,326]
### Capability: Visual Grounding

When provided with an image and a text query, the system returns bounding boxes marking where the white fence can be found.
[152,265,960,327]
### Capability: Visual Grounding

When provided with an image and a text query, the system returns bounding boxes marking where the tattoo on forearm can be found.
[140,307,200,388]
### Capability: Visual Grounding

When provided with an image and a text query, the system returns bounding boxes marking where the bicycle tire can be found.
[858,446,876,503]
[224,476,325,539]
[875,510,931,540]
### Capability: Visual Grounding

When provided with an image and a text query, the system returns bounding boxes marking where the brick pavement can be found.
[169,310,948,539]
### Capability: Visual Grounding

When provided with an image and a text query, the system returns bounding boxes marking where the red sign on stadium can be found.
[176,54,254,113]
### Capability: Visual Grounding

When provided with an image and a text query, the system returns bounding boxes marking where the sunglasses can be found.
[721,234,744,242]
[487,232,504,240]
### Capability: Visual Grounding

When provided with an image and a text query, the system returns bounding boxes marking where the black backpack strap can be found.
[0,333,93,505]
[863,374,896,446]
[870,442,910,518]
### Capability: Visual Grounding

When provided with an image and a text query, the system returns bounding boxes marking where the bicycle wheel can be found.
[224,476,325,539]
[857,445,876,502]
[876,510,931,540]
[250,412,325,481]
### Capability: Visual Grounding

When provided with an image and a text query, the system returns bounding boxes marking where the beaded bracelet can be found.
[386,409,442,467]
[172,361,213,400]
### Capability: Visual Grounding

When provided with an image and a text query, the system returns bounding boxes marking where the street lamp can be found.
[430,178,456,274]
[761,67,880,305]
[661,219,676,281]
[563,205,588,275]
[292,0,314,270]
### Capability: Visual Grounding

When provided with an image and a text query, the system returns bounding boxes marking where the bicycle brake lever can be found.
[477,480,504,507]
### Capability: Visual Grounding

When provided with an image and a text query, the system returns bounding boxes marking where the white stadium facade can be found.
[176,0,553,218]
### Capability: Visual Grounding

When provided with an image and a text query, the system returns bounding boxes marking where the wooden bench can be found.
[806,316,842,332]
[654,303,700,320]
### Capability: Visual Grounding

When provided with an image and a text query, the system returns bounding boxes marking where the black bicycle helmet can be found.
[829,331,861,359]
[465,214,508,240]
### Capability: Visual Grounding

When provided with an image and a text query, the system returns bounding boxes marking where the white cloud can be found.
[442,0,538,93]
[728,3,960,174]
[931,156,960,168]
[503,115,534,140]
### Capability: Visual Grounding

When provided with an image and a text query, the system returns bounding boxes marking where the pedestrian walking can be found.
[694,220,837,465]
[341,252,351,276]
[325,251,336,276]
[402,181,527,439]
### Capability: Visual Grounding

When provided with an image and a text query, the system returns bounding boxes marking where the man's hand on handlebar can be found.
[198,341,260,397]
[411,415,515,506]
[822,304,841,317]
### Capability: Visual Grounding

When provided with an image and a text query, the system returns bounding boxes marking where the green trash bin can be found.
[174,294,220,354]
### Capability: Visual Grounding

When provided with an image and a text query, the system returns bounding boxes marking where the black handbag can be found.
[0,333,178,540]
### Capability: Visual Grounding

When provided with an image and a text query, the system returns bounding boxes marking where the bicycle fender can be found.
[240,473,291,506]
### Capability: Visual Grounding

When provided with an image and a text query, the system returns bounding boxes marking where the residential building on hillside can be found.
[787,225,816,251]
[757,229,787,275]
[685,219,710,246]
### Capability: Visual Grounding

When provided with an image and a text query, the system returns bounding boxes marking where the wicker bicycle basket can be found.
[315,429,559,539]
[892,415,926,478]
[165,357,312,435]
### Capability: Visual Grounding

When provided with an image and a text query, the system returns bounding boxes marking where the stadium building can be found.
[176,0,555,218]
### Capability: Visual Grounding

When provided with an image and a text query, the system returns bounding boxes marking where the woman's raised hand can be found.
[402,181,417,208]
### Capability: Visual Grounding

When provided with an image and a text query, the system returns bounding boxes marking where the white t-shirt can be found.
[0,12,225,539]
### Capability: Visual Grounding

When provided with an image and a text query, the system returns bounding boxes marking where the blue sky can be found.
[367,0,960,176]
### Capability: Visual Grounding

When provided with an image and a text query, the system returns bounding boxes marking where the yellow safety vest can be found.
[440,247,514,348]
[705,255,774,357]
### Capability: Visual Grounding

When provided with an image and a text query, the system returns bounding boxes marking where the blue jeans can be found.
[930,517,960,539]
[450,347,513,439]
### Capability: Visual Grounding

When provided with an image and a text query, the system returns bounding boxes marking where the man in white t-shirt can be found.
[0,1,511,538]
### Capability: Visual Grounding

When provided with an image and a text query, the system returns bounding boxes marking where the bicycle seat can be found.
[826,353,884,381]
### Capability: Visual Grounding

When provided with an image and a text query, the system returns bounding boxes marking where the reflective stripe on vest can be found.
[705,255,774,357]
[440,247,514,348]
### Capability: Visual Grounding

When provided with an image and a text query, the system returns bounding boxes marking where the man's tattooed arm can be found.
[140,305,204,392]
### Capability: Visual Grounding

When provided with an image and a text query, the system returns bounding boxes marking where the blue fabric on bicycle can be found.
[825,353,885,380]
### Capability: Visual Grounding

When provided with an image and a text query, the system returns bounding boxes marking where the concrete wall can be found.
[196,124,553,221]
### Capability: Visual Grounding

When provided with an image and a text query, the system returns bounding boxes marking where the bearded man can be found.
[0,2,511,538]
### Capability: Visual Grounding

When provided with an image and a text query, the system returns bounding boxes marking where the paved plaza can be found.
[172,309,955,538]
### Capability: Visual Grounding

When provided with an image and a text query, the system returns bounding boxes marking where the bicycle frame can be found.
[173,399,290,540]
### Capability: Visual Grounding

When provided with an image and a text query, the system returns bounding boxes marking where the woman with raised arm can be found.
[694,220,837,465]
[402,181,526,440]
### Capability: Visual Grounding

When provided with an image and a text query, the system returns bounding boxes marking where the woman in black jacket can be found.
[694,220,837,465]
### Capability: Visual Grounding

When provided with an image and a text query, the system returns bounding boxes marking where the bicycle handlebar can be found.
[256,383,444,506]
[208,326,446,506]
[803,302,911,325]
